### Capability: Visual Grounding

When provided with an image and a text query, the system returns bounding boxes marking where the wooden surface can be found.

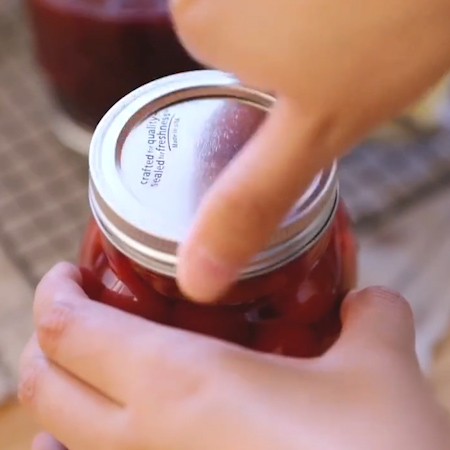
[0,399,39,450]
[1,331,450,450]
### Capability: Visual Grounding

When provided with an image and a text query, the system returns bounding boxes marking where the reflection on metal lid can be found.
[89,70,338,278]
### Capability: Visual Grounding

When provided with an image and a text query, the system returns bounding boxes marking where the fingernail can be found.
[32,432,66,450]
[177,245,239,303]
[345,289,359,298]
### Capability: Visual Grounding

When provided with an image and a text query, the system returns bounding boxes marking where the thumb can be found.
[334,287,417,362]
[177,97,340,302]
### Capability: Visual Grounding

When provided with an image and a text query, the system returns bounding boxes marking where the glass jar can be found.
[79,70,358,357]
[26,0,202,154]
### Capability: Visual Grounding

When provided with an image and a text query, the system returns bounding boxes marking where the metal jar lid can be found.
[89,70,338,279]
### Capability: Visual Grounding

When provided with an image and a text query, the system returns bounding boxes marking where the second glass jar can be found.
[26,0,202,153]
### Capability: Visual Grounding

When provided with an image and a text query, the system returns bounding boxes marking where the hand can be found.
[170,0,450,301]
[20,263,450,450]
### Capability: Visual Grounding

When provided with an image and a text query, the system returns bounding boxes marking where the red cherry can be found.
[339,231,358,293]
[335,204,358,293]
[314,309,342,353]
[274,276,337,325]
[246,300,280,322]
[172,301,250,345]
[100,287,171,324]
[252,320,320,358]
[79,267,105,301]
[314,310,342,336]
[273,233,343,324]
[78,221,104,269]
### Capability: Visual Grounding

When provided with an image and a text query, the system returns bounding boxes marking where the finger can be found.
[34,263,228,403]
[333,287,417,362]
[32,432,66,450]
[33,262,85,322]
[19,337,123,450]
[177,98,343,302]
[35,263,148,400]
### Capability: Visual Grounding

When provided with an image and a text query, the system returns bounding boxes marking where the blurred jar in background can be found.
[26,0,202,154]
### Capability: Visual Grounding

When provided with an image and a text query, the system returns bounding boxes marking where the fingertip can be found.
[337,286,416,357]
[32,432,66,450]
[177,243,239,303]
[34,263,86,321]
[341,286,414,326]
[35,263,82,298]
[46,262,81,283]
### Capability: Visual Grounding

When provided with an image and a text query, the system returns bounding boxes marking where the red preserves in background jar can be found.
[26,0,202,154]
[79,70,358,358]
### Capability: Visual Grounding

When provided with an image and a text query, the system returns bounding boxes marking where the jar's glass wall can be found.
[79,201,358,358]
[26,0,202,153]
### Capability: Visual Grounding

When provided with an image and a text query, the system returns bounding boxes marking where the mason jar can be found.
[79,70,358,357]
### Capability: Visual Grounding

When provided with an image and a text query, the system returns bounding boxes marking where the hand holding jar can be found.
[170,0,450,301]
[21,263,450,450]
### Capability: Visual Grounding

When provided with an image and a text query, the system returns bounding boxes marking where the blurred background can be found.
[3,0,450,447]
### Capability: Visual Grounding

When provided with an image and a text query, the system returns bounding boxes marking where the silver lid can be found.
[89,70,338,279]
